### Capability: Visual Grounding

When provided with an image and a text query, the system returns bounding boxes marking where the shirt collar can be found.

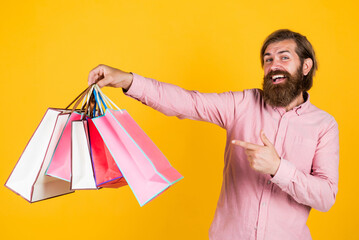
[273,92,310,116]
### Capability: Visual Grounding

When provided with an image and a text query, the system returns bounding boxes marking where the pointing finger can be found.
[232,140,260,150]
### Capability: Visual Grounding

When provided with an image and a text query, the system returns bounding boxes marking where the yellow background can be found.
[1,1,358,239]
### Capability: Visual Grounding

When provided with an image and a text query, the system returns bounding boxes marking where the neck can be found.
[285,92,304,112]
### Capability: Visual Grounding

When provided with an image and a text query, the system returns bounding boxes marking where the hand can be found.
[88,64,133,90]
[232,130,281,175]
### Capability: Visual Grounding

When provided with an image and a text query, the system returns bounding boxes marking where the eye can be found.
[282,56,289,60]
[265,58,273,63]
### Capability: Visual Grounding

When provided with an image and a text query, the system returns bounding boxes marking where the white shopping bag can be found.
[5,108,74,202]
[71,120,97,190]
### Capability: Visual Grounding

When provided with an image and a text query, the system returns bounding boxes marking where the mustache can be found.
[265,70,290,79]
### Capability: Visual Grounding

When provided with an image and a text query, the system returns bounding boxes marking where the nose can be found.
[270,58,283,72]
[268,57,284,73]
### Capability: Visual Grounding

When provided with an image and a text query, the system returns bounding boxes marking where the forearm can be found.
[125,73,201,118]
[271,158,338,212]
[124,72,238,128]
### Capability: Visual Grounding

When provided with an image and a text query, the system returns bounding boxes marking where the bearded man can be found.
[88,29,339,240]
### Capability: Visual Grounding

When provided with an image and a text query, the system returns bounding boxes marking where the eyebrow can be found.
[278,50,291,54]
[264,50,291,57]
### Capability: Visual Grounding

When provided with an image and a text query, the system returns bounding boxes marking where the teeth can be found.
[272,75,285,80]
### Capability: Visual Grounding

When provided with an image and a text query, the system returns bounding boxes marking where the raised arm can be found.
[88,64,245,129]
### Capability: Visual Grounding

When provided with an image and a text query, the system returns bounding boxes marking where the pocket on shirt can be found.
[284,136,317,172]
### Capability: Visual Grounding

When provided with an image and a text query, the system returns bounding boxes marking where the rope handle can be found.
[94,85,123,113]
[69,84,95,117]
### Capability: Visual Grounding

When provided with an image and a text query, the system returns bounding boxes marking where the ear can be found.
[302,58,313,76]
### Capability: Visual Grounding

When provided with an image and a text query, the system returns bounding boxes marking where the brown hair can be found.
[260,29,318,92]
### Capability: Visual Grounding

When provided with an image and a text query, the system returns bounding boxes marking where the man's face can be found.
[262,39,304,107]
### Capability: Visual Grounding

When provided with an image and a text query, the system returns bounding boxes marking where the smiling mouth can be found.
[271,74,287,84]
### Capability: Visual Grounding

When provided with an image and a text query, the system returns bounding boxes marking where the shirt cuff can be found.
[271,157,296,189]
[123,72,147,99]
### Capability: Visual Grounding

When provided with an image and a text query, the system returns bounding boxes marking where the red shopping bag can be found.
[87,118,127,188]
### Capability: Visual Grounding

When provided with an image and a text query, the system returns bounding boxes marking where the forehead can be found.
[264,39,297,56]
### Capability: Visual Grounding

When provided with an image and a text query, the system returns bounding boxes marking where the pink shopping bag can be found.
[92,106,183,206]
[46,112,83,181]
[46,85,95,182]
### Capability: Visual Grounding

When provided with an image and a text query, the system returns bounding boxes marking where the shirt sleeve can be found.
[271,117,339,212]
[124,72,246,129]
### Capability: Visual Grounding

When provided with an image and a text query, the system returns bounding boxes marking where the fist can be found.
[88,64,133,90]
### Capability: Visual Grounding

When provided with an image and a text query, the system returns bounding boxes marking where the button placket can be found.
[256,185,272,240]
[274,112,291,156]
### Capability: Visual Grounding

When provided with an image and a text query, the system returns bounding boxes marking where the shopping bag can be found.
[71,120,98,190]
[46,85,94,181]
[87,118,128,188]
[5,86,93,202]
[45,112,83,181]
[91,86,183,206]
[5,109,74,202]
[69,91,127,189]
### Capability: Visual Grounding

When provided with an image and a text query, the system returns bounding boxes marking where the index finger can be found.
[232,140,260,150]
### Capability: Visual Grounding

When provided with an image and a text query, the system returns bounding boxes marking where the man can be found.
[88,29,339,240]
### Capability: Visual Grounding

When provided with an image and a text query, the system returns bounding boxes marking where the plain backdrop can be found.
[1,1,358,239]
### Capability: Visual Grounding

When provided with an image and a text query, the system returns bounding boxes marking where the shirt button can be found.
[267,180,271,185]
[254,227,258,231]
[262,202,266,206]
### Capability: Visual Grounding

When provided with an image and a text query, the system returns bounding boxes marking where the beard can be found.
[262,66,304,107]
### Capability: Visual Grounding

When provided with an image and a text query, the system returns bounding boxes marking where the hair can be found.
[260,29,318,92]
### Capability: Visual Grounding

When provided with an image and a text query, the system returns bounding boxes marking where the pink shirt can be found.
[125,73,339,240]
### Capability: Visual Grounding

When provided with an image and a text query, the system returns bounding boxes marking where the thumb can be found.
[260,130,272,147]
